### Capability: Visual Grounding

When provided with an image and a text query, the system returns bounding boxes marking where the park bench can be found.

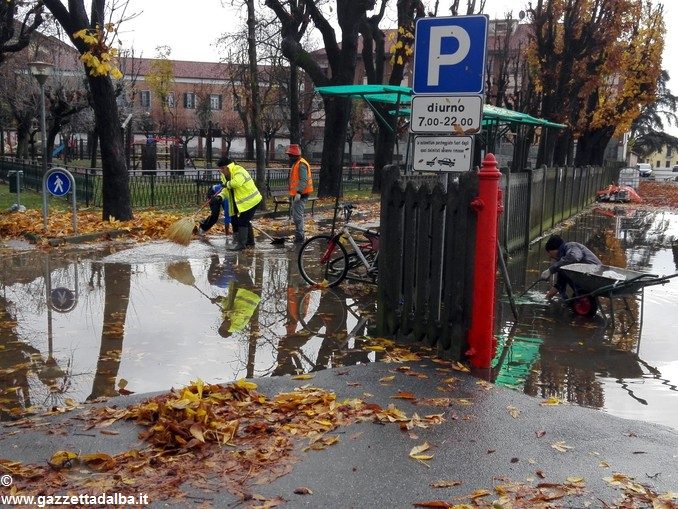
[266,182,318,216]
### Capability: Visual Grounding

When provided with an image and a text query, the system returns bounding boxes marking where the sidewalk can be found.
[1,357,676,508]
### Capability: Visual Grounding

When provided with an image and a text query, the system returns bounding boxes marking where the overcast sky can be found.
[121,0,678,135]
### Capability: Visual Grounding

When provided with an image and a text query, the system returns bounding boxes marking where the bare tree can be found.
[0,0,44,65]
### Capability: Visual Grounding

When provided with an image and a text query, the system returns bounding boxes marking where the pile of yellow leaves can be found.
[0,209,185,243]
[4,379,400,504]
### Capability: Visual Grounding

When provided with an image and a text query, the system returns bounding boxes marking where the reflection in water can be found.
[495,208,678,430]
[88,263,131,400]
[0,243,379,414]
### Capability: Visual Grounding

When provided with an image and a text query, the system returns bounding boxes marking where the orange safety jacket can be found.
[289,157,313,196]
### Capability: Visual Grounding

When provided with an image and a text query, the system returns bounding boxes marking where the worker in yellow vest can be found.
[286,144,313,243]
[211,155,262,251]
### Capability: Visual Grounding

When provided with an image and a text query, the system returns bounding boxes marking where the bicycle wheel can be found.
[297,287,348,337]
[298,235,349,287]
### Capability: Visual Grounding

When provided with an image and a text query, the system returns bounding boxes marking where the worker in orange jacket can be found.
[286,144,313,243]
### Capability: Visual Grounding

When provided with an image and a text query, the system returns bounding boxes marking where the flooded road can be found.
[0,238,378,419]
[1,206,677,432]
[494,207,678,431]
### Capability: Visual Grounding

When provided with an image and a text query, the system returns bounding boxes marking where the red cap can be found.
[286,144,301,156]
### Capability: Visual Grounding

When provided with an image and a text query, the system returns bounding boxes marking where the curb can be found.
[22,228,136,246]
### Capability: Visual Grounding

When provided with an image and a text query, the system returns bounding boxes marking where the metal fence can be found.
[499,165,619,253]
[1,158,376,209]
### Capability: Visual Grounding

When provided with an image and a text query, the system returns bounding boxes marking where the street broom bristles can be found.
[166,216,197,246]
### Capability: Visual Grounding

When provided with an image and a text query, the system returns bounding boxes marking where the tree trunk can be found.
[575,126,614,166]
[289,63,300,145]
[245,136,254,160]
[89,130,98,168]
[318,96,351,197]
[88,75,132,220]
[372,122,395,193]
[246,0,267,210]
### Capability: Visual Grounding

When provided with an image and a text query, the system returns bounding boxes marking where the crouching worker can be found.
[541,235,602,300]
[198,183,232,236]
[210,155,262,251]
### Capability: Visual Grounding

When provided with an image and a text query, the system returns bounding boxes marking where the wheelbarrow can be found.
[558,263,678,320]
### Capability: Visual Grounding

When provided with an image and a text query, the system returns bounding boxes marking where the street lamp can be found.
[28,61,54,174]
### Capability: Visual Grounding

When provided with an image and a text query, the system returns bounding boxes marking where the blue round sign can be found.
[46,170,72,197]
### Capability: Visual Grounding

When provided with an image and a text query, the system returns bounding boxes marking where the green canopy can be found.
[316,84,566,129]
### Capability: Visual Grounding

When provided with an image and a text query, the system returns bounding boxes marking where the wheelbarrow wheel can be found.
[571,295,598,317]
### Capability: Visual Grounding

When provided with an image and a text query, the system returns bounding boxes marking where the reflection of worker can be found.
[286,144,313,244]
[541,235,602,300]
[198,184,231,236]
[211,155,262,251]
[214,264,260,338]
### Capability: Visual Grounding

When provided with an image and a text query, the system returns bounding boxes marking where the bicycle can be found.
[297,203,379,287]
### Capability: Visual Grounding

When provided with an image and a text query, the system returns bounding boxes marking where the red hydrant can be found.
[466,153,503,369]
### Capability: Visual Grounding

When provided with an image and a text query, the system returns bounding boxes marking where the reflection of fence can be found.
[378,166,477,361]
[500,165,619,253]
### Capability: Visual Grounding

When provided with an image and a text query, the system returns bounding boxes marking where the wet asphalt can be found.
[1,358,676,508]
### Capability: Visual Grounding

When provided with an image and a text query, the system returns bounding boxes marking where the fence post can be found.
[467,154,502,370]
[523,169,534,251]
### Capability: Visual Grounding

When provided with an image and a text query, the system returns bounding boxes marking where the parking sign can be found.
[412,15,488,95]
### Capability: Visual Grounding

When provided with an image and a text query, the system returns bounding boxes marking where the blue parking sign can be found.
[412,15,488,95]
[46,170,72,197]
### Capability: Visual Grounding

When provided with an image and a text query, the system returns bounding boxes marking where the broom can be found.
[166,200,210,246]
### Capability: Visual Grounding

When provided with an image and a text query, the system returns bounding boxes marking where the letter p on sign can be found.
[412,15,488,95]
[427,26,470,86]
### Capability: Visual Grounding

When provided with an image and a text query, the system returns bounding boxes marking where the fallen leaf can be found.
[551,441,573,453]
[507,405,520,418]
[540,396,564,406]
[48,450,78,470]
[293,487,313,495]
[379,375,396,383]
[392,391,417,400]
[429,480,461,488]
[413,502,452,508]
[291,374,315,380]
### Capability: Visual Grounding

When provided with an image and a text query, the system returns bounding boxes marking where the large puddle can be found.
[494,207,678,431]
[0,238,379,420]
[1,206,677,432]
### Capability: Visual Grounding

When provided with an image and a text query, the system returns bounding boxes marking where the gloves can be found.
[293,193,301,203]
[210,194,223,206]
[541,268,551,281]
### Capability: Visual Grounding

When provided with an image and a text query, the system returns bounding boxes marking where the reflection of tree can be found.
[87,263,131,401]
[0,293,74,419]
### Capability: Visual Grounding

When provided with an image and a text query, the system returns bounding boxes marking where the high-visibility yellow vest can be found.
[218,163,262,216]
[222,287,261,333]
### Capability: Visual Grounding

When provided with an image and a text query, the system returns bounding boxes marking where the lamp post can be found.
[28,61,54,175]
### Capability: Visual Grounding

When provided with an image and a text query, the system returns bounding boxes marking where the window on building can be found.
[183,92,196,109]
[140,90,151,108]
[209,94,222,110]
[667,161,671,168]
[668,147,673,157]
[656,160,660,168]
[167,92,175,109]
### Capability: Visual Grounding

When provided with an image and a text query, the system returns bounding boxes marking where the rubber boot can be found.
[246,224,255,247]
[228,228,248,251]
